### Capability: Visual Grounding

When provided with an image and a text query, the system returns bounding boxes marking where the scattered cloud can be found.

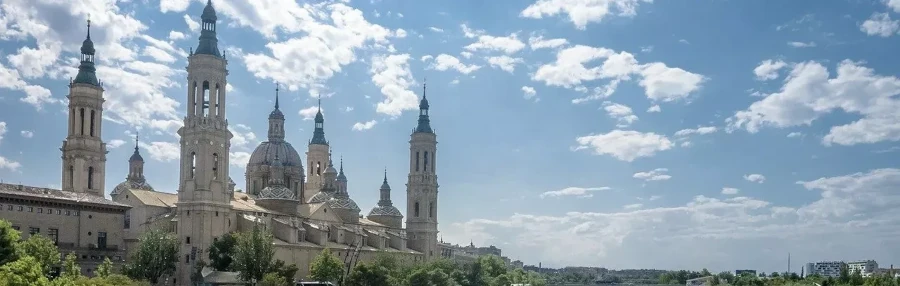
[19,130,33,138]
[168,31,186,41]
[429,27,444,33]
[753,59,787,81]
[108,139,126,149]
[370,54,419,117]
[721,187,740,195]
[744,174,766,184]
[860,13,899,37]
[787,41,816,48]
[574,130,673,162]
[230,152,251,167]
[521,86,537,101]
[464,32,526,54]
[139,141,180,162]
[602,102,639,127]
[647,105,661,113]
[352,120,377,131]
[623,203,643,210]
[787,132,803,138]
[540,186,611,198]
[299,106,320,121]
[633,168,672,181]
[430,54,481,74]
[487,56,524,73]
[520,0,651,30]
[528,35,568,50]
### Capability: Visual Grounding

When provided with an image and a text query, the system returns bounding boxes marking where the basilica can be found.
[43,0,440,283]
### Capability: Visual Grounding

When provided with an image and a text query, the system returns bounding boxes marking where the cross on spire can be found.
[275,82,280,109]
[86,14,91,39]
[423,77,427,99]
[134,131,139,151]
[317,94,322,112]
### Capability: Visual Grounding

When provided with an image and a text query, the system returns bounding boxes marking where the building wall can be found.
[273,244,422,281]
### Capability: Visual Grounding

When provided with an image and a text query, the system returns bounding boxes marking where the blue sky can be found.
[3,0,900,273]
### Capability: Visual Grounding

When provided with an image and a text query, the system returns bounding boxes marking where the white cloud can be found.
[533,45,704,103]
[540,186,611,198]
[860,13,899,37]
[753,59,787,81]
[787,41,816,48]
[430,54,481,74]
[184,14,200,32]
[520,0,650,30]
[168,31,186,41]
[0,122,21,170]
[521,86,537,100]
[602,101,638,127]
[142,46,177,63]
[352,120,377,131]
[744,174,766,183]
[230,152,251,167]
[787,132,803,138]
[229,124,258,149]
[370,54,419,117]
[648,195,662,201]
[889,0,900,13]
[678,39,690,44]
[574,130,673,162]
[674,126,717,137]
[640,46,653,53]
[647,105,660,113]
[464,33,526,54]
[721,187,740,195]
[139,141,180,162]
[160,0,191,13]
[623,203,643,210]
[460,51,473,59]
[108,139,126,149]
[0,122,6,143]
[633,168,671,181]
[487,56,524,73]
[420,55,433,62]
[429,27,444,33]
[728,60,900,146]
[19,130,33,138]
[528,35,568,50]
[299,106,320,121]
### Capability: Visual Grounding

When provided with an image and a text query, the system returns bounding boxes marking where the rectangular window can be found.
[27,207,33,212]
[56,210,60,215]
[37,208,42,214]
[29,227,39,236]
[186,236,191,244]
[97,232,107,249]
[124,212,130,229]
[48,229,58,245]
[6,205,11,211]
[185,255,190,264]
[66,210,71,216]
[416,151,420,171]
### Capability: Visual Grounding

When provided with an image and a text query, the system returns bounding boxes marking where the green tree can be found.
[308,248,343,283]
[718,271,736,284]
[207,232,237,271]
[260,272,290,286]
[61,252,81,278]
[0,220,21,266]
[190,259,208,285]
[232,225,275,282]
[408,268,456,286]
[0,256,51,286]
[344,262,391,286]
[269,259,299,283]
[771,272,780,278]
[850,269,865,285]
[122,229,178,284]
[95,257,113,278]
[18,234,60,276]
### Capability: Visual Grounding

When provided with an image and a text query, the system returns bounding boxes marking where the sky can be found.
[2,0,900,274]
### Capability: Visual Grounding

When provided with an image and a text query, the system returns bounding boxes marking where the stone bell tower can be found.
[405,81,439,260]
[175,0,234,283]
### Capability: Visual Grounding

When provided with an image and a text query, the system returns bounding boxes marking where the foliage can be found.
[121,229,178,284]
[190,259,207,285]
[207,232,237,271]
[408,268,457,286]
[50,274,148,286]
[309,248,344,283]
[0,220,21,266]
[260,272,290,286]
[0,256,51,286]
[94,257,113,278]
[269,259,299,283]
[61,252,80,278]
[232,224,275,282]
[344,262,391,286]
[18,234,60,276]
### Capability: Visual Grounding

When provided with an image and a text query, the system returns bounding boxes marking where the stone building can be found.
[0,19,130,275]
[107,1,442,284]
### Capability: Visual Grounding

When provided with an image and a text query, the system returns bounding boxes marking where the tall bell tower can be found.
[61,18,107,197]
[405,81,439,260]
[304,96,329,201]
[175,0,233,283]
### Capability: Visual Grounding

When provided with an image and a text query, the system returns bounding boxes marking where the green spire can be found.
[414,79,433,134]
[73,17,99,86]
[195,0,221,57]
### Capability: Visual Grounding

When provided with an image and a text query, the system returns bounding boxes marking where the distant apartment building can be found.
[847,260,878,277]
[806,261,846,278]
[735,270,757,277]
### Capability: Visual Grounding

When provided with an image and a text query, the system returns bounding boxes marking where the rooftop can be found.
[0,183,129,209]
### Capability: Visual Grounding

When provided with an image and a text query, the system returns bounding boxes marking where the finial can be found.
[135,131,139,151]
[275,82,280,109]
[423,77,427,99]
[384,167,387,180]
[339,155,343,171]
[317,94,322,112]
[86,14,91,39]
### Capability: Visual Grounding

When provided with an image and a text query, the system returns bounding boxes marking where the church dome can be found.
[201,0,218,21]
[111,180,154,196]
[368,205,401,217]
[307,191,332,204]
[328,197,361,212]
[259,185,294,200]
[248,141,303,167]
[81,37,95,56]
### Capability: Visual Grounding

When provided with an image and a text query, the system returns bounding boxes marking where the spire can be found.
[129,131,144,162]
[414,79,433,133]
[267,83,286,142]
[195,0,221,57]
[337,155,348,182]
[310,94,328,145]
[380,168,390,190]
[73,16,99,86]
[275,82,280,109]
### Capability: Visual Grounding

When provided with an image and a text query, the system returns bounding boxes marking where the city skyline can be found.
[1,0,900,274]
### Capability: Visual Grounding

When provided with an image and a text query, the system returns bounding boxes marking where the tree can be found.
[18,234,60,276]
[770,272,780,278]
[408,268,456,286]
[0,256,51,286]
[839,265,851,284]
[95,257,113,278]
[61,252,81,278]
[260,272,290,286]
[207,232,237,271]
[850,269,865,285]
[122,229,178,284]
[718,271,735,283]
[308,248,343,283]
[232,225,275,282]
[269,259,299,283]
[0,220,21,266]
[344,262,391,286]
[190,259,208,285]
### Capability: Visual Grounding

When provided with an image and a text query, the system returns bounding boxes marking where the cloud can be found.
[787,41,816,48]
[574,130,673,162]
[142,46,177,63]
[429,27,444,33]
[370,54,419,117]
[521,86,537,100]
[528,35,568,50]
[299,106,320,121]
[229,124,258,149]
[0,122,6,143]
[160,0,190,13]
[540,187,611,198]
[533,45,704,103]
[19,130,33,138]
[787,132,803,138]
[744,174,766,184]
[602,102,638,127]
[487,56,524,73]
[168,31,186,41]
[860,13,899,37]
[633,168,671,181]
[647,105,660,113]
[184,14,200,32]
[753,59,787,81]
[520,0,650,30]
[721,187,740,195]
[727,60,900,146]
[139,141,180,162]
[674,126,717,137]
[464,32,526,54]
[648,195,662,201]
[108,139,126,149]
[352,120,377,131]
[230,152,251,167]
[623,203,643,210]
[430,54,481,74]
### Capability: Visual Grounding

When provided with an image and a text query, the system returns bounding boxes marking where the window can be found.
[17,206,23,211]
[66,210,71,216]
[48,229,58,245]
[124,212,130,229]
[415,151,420,171]
[186,236,191,244]
[68,166,74,189]
[97,232,107,249]
[56,210,61,215]
[87,166,94,189]
[185,255,190,264]
[79,108,85,135]
[429,202,434,218]
[424,151,429,172]
[316,161,321,175]
[38,208,42,214]
[47,208,53,215]
[90,110,95,137]
[414,202,420,217]
[202,81,210,116]
[29,227,39,236]
[213,153,219,179]
[28,207,33,212]
[190,152,196,178]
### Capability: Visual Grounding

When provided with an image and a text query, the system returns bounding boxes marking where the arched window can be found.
[87,167,94,189]
[252,180,258,195]
[215,83,221,117]
[190,152,196,178]
[202,81,211,117]
[70,108,75,134]
[429,201,434,218]
[316,161,321,175]
[89,110,96,137]
[415,152,420,171]
[414,202,420,217]
[79,108,85,135]
[424,151,429,172]
[192,81,198,115]
[432,152,435,172]
[68,166,74,188]
[212,153,219,179]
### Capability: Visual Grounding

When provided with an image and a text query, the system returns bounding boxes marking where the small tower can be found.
[406,80,440,260]
[111,132,155,199]
[367,169,403,229]
[61,18,107,197]
[175,0,233,283]
[328,157,361,223]
[245,84,304,199]
[304,96,329,200]
[307,151,337,204]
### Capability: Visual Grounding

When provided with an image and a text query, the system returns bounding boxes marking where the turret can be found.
[367,169,403,228]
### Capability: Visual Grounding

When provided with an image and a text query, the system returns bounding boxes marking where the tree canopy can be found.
[121,229,178,283]
[308,248,344,283]
[232,224,275,282]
